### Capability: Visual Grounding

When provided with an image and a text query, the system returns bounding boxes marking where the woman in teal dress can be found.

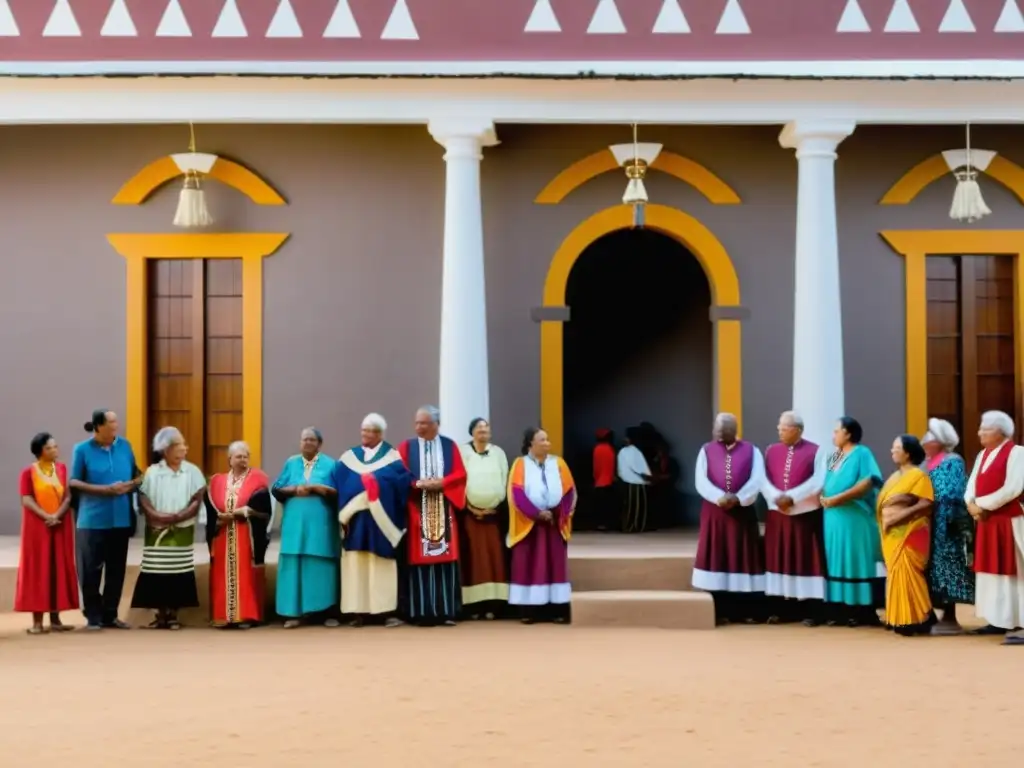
[272,427,339,628]
[921,418,975,635]
[820,416,885,627]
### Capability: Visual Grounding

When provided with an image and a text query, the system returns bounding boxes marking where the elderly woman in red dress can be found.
[15,432,79,634]
[205,441,272,628]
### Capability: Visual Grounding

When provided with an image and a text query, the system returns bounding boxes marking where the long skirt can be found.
[407,562,461,622]
[693,502,765,622]
[460,514,509,608]
[764,508,826,620]
[927,498,975,605]
[15,513,79,613]
[882,519,933,632]
[823,505,885,608]
[131,526,199,610]
[622,483,649,533]
[210,521,265,626]
[276,553,339,618]
[341,550,398,615]
[509,523,569,606]
[692,502,764,592]
[974,513,1024,630]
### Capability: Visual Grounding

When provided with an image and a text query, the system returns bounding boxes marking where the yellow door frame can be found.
[540,203,743,455]
[880,230,1024,437]
[106,234,289,469]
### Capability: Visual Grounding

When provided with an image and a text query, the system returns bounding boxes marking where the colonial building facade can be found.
[2,0,1024,531]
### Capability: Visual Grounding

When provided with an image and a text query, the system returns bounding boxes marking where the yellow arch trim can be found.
[880,153,1024,205]
[106,233,290,470]
[112,155,286,206]
[880,229,1024,437]
[540,204,742,455]
[534,149,742,206]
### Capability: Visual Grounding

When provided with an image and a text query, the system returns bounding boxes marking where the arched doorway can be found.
[539,204,743,455]
[563,228,712,528]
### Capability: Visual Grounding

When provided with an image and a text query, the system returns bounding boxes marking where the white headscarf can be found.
[922,418,959,451]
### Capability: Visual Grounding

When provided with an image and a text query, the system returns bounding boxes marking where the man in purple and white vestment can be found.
[760,411,829,626]
[692,412,766,625]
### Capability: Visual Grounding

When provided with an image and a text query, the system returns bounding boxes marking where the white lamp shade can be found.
[610,142,663,167]
[941,148,996,173]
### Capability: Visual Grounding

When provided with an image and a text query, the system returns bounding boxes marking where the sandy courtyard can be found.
[0,616,1020,767]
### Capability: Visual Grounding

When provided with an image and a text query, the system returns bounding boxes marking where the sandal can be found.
[143,618,168,630]
[26,626,47,635]
[283,620,301,629]
[49,623,74,633]
[166,620,182,631]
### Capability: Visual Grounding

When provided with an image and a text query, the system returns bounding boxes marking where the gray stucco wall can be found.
[2,122,1024,533]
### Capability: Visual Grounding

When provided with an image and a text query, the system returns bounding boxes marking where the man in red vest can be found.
[965,410,1024,643]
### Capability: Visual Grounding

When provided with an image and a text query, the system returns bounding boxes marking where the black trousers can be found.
[592,485,618,530]
[76,527,131,626]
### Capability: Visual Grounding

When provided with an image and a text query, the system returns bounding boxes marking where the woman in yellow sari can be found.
[877,435,936,636]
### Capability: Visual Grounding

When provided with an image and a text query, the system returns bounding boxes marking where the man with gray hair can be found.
[692,412,767,625]
[760,410,829,625]
[396,406,468,626]
[335,413,412,627]
[965,410,1024,643]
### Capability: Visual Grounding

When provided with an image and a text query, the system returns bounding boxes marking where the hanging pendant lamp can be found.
[610,125,662,229]
[949,123,992,224]
[173,122,214,229]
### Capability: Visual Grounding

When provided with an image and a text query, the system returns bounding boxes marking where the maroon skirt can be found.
[764,508,827,600]
[692,502,765,593]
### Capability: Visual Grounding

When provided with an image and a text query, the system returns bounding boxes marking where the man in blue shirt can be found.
[70,409,141,630]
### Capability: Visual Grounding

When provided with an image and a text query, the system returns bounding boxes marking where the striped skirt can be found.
[131,524,199,610]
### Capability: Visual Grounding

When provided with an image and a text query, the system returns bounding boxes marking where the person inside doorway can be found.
[618,427,652,533]
[591,429,616,531]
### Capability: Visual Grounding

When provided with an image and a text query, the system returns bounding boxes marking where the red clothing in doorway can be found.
[593,443,615,488]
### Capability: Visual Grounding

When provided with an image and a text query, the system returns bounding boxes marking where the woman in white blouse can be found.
[130,427,206,630]
[459,418,510,619]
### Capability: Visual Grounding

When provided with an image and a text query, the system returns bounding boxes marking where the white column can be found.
[779,119,856,449]
[428,118,499,439]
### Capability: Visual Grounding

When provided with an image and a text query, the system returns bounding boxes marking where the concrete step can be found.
[571,555,694,592]
[571,589,715,630]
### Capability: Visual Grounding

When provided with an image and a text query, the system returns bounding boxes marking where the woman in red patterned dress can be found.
[205,441,272,629]
[15,432,79,634]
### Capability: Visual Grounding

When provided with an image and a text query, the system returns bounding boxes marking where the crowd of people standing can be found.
[692,409,1023,646]
[13,403,1024,646]
[13,406,576,633]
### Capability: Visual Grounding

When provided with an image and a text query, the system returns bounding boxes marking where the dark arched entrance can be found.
[563,227,712,528]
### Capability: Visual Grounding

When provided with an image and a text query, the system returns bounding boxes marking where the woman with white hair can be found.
[964,410,1024,640]
[130,427,207,629]
[205,441,272,629]
[921,417,974,634]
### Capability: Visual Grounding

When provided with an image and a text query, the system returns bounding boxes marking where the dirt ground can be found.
[0,615,1019,768]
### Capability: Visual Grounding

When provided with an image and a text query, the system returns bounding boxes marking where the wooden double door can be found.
[148,259,244,476]
[926,254,1019,465]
